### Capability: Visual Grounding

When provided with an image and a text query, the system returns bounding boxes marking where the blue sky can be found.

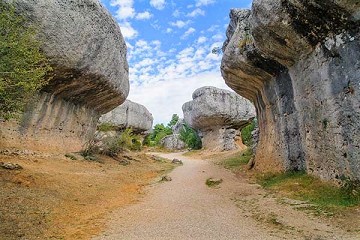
[101,0,252,124]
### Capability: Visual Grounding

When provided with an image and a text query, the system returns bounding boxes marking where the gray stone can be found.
[171,159,183,165]
[161,134,186,150]
[221,1,360,181]
[0,162,23,170]
[99,100,153,134]
[172,119,186,135]
[161,175,172,182]
[0,0,129,152]
[182,86,255,151]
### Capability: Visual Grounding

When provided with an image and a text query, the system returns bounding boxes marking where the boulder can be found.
[183,86,255,151]
[0,0,129,152]
[99,100,153,134]
[221,1,360,181]
[161,134,186,150]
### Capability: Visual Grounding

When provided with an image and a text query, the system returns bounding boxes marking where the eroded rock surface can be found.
[183,86,255,151]
[221,1,360,181]
[0,0,129,152]
[161,134,186,150]
[99,100,153,134]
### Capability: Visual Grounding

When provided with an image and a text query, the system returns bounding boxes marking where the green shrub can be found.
[179,123,202,150]
[97,122,116,132]
[241,119,256,146]
[100,128,142,156]
[0,2,52,119]
[144,123,172,146]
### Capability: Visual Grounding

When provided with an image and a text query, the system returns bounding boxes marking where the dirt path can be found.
[94,152,359,240]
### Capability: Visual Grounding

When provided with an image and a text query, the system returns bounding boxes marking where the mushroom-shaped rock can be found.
[99,100,153,134]
[0,0,129,152]
[221,1,360,181]
[182,86,255,151]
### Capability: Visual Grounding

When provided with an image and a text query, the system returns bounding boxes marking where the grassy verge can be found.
[257,171,360,209]
[221,148,253,171]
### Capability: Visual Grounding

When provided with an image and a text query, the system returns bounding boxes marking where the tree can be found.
[167,114,179,128]
[0,2,52,119]
[179,123,202,150]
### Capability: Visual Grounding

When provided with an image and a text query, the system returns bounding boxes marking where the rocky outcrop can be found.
[0,0,129,152]
[183,86,255,151]
[99,100,153,134]
[161,135,186,150]
[221,1,360,181]
[160,119,187,150]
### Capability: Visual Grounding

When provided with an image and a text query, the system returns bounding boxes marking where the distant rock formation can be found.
[182,86,255,151]
[0,0,129,152]
[161,135,186,150]
[99,100,153,134]
[221,1,360,181]
[160,119,186,150]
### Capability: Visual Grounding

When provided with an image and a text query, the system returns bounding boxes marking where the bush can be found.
[0,2,52,119]
[97,122,116,132]
[100,128,142,156]
[179,123,202,150]
[144,123,172,146]
[241,119,256,146]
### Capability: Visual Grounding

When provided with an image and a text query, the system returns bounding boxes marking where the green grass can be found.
[257,171,360,208]
[222,148,253,170]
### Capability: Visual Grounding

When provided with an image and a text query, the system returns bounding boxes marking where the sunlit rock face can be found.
[99,100,153,134]
[183,86,255,151]
[0,0,129,152]
[221,1,360,181]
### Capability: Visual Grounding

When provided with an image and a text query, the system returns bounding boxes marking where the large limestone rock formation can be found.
[183,86,255,151]
[0,0,129,152]
[99,100,153,133]
[221,1,360,181]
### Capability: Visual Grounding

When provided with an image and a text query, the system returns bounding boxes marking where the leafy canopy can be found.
[0,2,51,119]
[179,123,202,150]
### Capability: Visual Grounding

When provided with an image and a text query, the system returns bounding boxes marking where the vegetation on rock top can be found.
[0,2,52,120]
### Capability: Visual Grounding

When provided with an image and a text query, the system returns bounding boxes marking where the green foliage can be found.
[144,123,172,146]
[179,123,202,150]
[241,119,256,146]
[97,122,116,132]
[0,2,52,119]
[167,114,179,128]
[257,171,360,208]
[222,148,253,170]
[101,128,142,156]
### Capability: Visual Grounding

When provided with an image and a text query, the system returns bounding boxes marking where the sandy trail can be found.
[94,152,358,240]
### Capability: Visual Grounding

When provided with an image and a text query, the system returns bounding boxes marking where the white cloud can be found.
[110,0,135,20]
[181,27,196,39]
[197,36,207,44]
[119,22,138,39]
[128,71,231,125]
[136,11,153,20]
[166,28,173,33]
[195,0,216,7]
[169,20,191,28]
[186,8,205,17]
[150,0,166,10]
[172,9,181,17]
